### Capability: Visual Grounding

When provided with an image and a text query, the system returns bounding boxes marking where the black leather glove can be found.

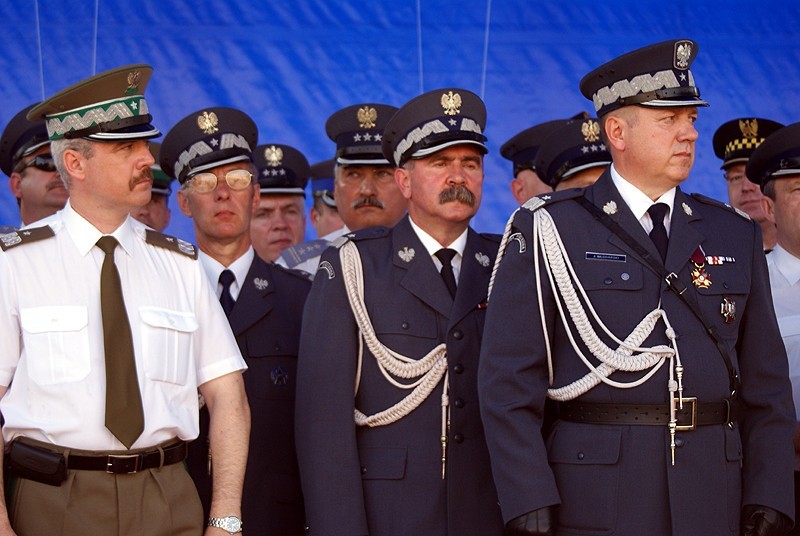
[504,506,558,536]
[741,504,793,536]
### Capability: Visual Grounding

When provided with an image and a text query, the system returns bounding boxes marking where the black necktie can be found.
[647,203,669,262]
[434,248,457,299]
[219,269,236,317]
[96,236,144,448]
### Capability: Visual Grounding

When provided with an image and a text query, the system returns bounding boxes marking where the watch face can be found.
[226,517,242,532]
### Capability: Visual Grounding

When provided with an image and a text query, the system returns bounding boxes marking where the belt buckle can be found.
[674,397,697,431]
[106,453,143,474]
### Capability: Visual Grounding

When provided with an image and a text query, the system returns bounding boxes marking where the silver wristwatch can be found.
[208,516,242,534]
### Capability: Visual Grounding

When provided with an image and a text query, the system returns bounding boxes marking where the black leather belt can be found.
[558,398,736,430]
[66,441,187,474]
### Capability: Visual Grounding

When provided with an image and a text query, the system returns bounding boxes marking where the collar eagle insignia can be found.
[682,202,693,216]
[475,252,490,267]
[398,246,415,263]
[253,277,269,290]
[603,201,618,215]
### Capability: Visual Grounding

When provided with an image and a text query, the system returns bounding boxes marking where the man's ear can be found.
[62,149,87,182]
[762,194,776,225]
[604,114,626,152]
[9,173,23,199]
[395,166,412,200]
[177,189,193,218]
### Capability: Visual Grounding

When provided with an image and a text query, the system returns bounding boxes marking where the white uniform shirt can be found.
[0,202,247,450]
[767,245,800,426]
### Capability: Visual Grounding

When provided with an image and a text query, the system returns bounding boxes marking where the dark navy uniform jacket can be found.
[295,215,504,536]
[478,170,795,536]
[187,255,310,535]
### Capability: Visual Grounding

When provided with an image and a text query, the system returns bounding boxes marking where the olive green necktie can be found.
[96,236,144,448]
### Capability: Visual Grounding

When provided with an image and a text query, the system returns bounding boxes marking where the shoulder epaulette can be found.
[522,188,583,212]
[269,262,314,283]
[479,232,502,244]
[331,226,390,249]
[690,193,752,221]
[0,225,55,251]
[279,239,330,268]
[145,229,198,259]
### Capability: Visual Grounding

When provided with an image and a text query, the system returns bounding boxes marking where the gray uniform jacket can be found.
[296,215,504,536]
[478,170,795,536]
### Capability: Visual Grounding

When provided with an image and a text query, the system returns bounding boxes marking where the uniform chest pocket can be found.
[20,306,91,385]
[575,259,643,291]
[139,306,198,385]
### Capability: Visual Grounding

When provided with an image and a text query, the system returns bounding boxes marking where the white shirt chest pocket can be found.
[139,306,199,385]
[20,306,91,385]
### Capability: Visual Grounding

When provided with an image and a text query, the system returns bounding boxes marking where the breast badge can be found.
[721,297,736,324]
[690,247,711,289]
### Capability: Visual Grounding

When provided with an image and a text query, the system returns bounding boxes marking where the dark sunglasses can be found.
[18,154,56,173]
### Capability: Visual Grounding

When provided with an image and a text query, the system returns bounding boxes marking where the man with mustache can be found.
[713,118,784,252]
[0,103,69,231]
[163,108,310,535]
[0,66,249,535]
[479,40,794,536]
[277,103,406,277]
[296,88,504,535]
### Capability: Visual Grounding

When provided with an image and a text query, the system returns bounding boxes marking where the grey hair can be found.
[50,138,95,188]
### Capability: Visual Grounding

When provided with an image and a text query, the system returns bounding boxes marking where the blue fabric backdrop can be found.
[1,0,798,241]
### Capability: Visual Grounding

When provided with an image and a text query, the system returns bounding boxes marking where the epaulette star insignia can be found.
[145,230,198,259]
[0,225,55,251]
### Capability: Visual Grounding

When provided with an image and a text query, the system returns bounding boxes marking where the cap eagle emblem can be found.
[582,120,601,142]
[441,91,462,116]
[357,106,378,129]
[197,111,219,135]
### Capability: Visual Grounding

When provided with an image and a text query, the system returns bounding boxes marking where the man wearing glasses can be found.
[713,118,784,252]
[277,103,407,277]
[162,107,310,535]
[0,103,69,230]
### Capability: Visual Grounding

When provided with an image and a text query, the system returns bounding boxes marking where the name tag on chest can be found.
[585,251,627,263]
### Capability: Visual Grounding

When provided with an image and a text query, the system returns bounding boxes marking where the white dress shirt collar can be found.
[199,246,255,301]
[610,164,676,235]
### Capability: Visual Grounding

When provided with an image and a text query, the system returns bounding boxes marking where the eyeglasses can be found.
[18,154,56,173]
[185,169,253,193]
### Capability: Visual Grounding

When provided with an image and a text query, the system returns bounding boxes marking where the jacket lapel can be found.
[393,216,454,318]
[228,256,275,336]
[450,228,492,327]
[586,171,663,270]
[665,189,705,272]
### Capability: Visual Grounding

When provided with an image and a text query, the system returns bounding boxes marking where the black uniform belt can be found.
[66,441,187,473]
[557,399,736,429]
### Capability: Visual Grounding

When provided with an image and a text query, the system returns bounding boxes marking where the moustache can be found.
[129,173,153,191]
[45,179,65,192]
[439,185,476,207]
[352,196,385,210]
